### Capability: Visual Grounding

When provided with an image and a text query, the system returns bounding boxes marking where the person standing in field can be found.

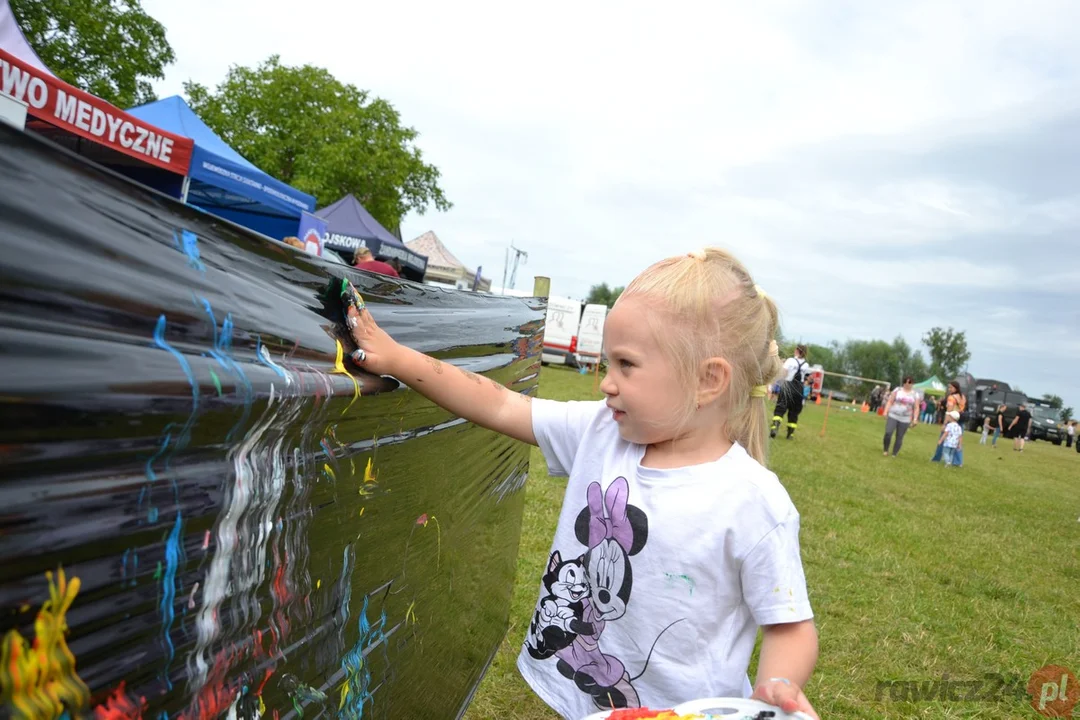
[931,382,966,463]
[882,377,919,457]
[980,416,991,445]
[1066,420,1075,449]
[1008,404,1032,452]
[770,345,809,440]
[938,411,964,467]
[992,404,1006,448]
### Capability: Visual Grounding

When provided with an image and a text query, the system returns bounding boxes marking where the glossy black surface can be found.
[0,125,544,720]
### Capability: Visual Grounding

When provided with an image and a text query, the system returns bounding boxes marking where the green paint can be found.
[154,561,163,580]
[664,572,695,595]
[209,368,223,396]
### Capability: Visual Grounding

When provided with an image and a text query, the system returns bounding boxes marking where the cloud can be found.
[142,0,1080,408]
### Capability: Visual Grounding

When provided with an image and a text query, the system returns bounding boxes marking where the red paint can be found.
[416,514,428,526]
[93,681,147,720]
[256,667,274,696]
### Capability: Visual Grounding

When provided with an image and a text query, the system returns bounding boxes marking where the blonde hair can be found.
[618,247,784,465]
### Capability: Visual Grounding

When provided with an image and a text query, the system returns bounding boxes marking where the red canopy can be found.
[0,47,192,174]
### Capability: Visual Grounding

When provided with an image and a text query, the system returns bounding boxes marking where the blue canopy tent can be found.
[126,96,316,240]
[316,194,428,281]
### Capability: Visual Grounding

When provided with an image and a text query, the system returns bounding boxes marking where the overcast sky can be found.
[142,0,1079,409]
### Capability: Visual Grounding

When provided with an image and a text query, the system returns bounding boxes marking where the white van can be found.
[575,303,607,367]
[541,295,584,366]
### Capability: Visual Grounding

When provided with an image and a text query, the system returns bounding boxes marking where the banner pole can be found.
[819,391,833,438]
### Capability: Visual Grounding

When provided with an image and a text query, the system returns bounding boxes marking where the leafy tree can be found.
[922,326,971,381]
[185,56,451,230]
[11,0,174,108]
[1041,393,1064,409]
[1062,407,1073,423]
[585,282,624,308]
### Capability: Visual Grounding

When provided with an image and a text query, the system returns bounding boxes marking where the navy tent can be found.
[127,96,316,240]
[317,194,428,281]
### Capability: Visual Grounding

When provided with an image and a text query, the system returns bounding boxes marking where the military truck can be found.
[954,373,1013,431]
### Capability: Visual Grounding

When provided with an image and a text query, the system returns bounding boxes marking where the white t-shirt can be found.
[943,421,963,448]
[781,357,806,383]
[517,399,814,720]
[887,388,918,423]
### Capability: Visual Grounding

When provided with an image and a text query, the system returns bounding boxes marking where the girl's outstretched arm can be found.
[345,297,537,446]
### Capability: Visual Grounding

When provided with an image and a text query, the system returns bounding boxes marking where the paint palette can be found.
[580,697,815,720]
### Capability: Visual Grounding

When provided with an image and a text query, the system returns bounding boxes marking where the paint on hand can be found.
[0,568,91,720]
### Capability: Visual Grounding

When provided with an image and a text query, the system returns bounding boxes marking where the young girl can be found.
[344,247,819,720]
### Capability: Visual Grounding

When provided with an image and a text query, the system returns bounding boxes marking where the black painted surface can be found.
[0,125,544,720]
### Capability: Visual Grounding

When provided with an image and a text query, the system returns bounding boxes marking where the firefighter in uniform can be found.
[771,344,809,440]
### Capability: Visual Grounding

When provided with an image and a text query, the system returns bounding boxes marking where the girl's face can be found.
[598,296,691,445]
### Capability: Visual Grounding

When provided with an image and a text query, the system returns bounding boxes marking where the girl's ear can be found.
[697,356,732,406]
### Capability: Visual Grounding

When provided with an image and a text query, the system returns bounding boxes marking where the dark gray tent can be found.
[316,194,427,281]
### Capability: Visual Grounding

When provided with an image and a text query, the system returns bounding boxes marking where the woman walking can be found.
[882,376,919,457]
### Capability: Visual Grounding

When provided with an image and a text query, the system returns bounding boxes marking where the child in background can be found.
[980,415,991,445]
[344,248,819,719]
[939,411,964,467]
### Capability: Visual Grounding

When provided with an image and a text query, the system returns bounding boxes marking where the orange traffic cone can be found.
[815,394,821,405]
[861,402,870,413]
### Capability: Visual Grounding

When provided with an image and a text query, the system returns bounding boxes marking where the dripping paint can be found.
[0,124,544,720]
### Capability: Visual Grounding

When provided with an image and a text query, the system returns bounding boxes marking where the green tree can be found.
[585,282,624,308]
[1041,393,1064,409]
[921,326,971,381]
[184,56,450,230]
[1062,407,1073,423]
[11,0,173,108]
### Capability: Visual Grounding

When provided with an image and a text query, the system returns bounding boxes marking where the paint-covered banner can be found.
[0,125,545,719]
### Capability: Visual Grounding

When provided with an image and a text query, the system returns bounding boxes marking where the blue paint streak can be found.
[159,511,183,690]
[154,316,198,410]
[198,298,253,442]
[174,229,205,272]
[145,431,172,484]
[256,336,287,379]
[148,507,159,523]
[340,595,389,718]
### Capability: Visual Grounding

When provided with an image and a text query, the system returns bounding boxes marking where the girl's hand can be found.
[344,286,403,376]
[752,678,820,719]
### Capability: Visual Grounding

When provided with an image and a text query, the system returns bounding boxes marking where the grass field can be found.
[463,366,1080,720]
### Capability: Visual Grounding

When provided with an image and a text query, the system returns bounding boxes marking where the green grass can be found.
[464,367,1080,720]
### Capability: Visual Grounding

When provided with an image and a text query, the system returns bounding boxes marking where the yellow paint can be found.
[358,507,365,517]
[316,579,322,589]
[363,458,377,484]
[405,601,418,625]
[18,605,28,614]
[323,463,336,482]
[332,340,361,414]
[339,682,350,711]
[420,515,443,571]
[259,695,266,715]
[0,568,90,720]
